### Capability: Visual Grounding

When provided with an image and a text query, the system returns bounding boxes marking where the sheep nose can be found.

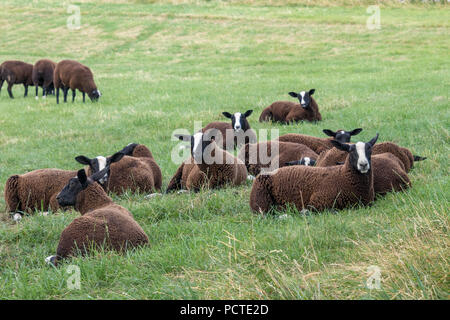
[360,162,368,169]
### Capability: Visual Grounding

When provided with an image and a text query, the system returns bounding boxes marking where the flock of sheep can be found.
[1,59,426,266]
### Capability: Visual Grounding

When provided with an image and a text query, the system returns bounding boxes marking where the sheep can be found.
[202,110,257,150]
[285,157,316,167]
[0,60,33,99]
[53,60,101,104]
[3,153,125,217]
[259,89,321,123]
[32,59,56,99]
[249,134,379,214]
[238,141,318,176]
[277,128,363,154]
[45,168,149,266]
[75,143,162,195]
[166,132,247,192]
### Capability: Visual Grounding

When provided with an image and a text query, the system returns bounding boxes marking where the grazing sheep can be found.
[166,132,247,192]
[53,60,101,104]
[238,141,318,176]
[75,144,162,195]
[259,89,321,123]
[278,128,363,154]
[46,168,148,266]
[202,110,256,150]
[250,134,379,214]
[0,60,33,99]
[32,59,56,99]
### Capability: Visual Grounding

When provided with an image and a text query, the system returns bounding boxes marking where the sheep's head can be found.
[174,132,215,164]
[330,133,379,174]
[75,151,124,186]
[222,110,253,132]
[323,128,363,143]
[89,89,101,101]
[56,167,109,207]
[288,89,315,109]
[285,157,316,167]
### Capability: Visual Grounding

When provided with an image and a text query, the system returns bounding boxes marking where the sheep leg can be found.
[72,89,76,102]
[82,92,85,103]
[24,84,28,97]
[7,82,13,99]
[56,87,60,104]
[0,79,4,93]
[63,87,68,103]
[35,85,39,99]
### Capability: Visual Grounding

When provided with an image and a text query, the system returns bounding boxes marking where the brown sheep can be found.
[53,59,101,104]
[259,89,321,123]
[75,144,162,195]
[202,110,256,150]
[32,59,56,99]
[278,128,363,154]
[166,132,247,192]
[250,134,379,214]
[46,168,148,266]
[238,141,318,176]
[0,60,33,98]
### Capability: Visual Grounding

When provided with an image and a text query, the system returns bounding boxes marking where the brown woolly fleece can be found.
[32,59,56,92]
[0,60,33,98]
[166,141,247,192]
[249,155,375,214]
[277,133,335,154]
[4,169,81,213]
[315,148,410,195]
[54,182,148,264]
[238,141,318,176]
[259,97,321,123]
[53,60,98,96]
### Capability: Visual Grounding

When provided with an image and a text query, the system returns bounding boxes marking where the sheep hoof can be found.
[177,190,188,194]
[247,175,255,181]
[13,213,22,222]
[45,255,57,266]
[144,193,162,199]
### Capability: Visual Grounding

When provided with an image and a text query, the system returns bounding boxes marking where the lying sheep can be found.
[32,59,56,99]
[46,168,149,266]
[238,141,318,176]
[285,157,316,167]
[250,134,379,214]
[75,143,162,195]
[259,89,321,123]
[202,110,257,150]
[4,153,125,216]
[53,60,101,104]
[277,128,363,154]
[166,132,247,192]
[0,60,33,99]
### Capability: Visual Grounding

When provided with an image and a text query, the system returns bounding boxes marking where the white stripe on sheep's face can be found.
[174,132,214,164]
[75,152,125,186]
[330,133,379,174]
[323,128,363,143]
[289,89,315,109]
[222,110,253,133]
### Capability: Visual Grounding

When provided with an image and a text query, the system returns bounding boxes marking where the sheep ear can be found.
[336,161,344,165]
[330,140,351,152]
[174,134,190,142]
[310,159,316,166]
[309,89,315,95]
[288,92,298,98]
[350,128,363,136]
[77,169,88,185]
[108,151,125,164]
[244,110,253,117]
[285,160,299,166]
[322,129,335,137]
[75,155,91,165]
[368,133,379,147]
[222,112,232,119]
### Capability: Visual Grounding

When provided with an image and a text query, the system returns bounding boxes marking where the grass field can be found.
[0,0,448,299]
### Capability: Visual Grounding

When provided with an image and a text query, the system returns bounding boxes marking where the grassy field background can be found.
[0,0,448,299]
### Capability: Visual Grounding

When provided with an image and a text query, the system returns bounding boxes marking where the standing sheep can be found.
[0,60,33,99]
[32,59,56,99]
[250,134,379,214]
[259,89,321,123]
[53,60,101,104]
[166,132,247,192]
[46,168,149,266]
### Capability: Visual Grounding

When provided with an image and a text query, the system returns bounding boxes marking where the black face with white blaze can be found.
[175,132,214,164]
[75,152,124,185]
[323,128,363,143]
[89,89,101,101]
[330,133,379,174]
[222,110,253,132]
[288,89,315,109]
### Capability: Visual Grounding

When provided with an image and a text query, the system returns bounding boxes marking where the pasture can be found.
[0,0,448,299]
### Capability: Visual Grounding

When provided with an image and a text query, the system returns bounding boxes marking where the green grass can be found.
[0,0,449,299]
